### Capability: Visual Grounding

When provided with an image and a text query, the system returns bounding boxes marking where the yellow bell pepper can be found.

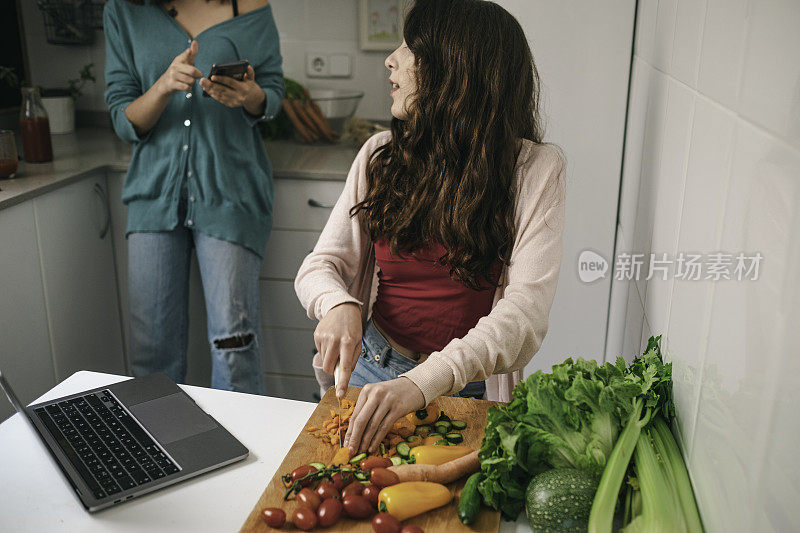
[377,481,452,520]
[410,445,473,465]
[405,403,439,426]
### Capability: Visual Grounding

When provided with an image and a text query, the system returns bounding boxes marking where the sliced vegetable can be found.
[390,456,403,466]
[458,472,482,525]
[433,421,452,434]
[445,432,463,444]
[435,411,451,423]
[350,452,368,465]
[414,424,433,437]
[450,420,467,430]
[331,446,353,466]
[377,481,452,520]
[433,439,450,446]
[354,471,369,481]
[396,442,411,458]
[405,435,422,446]
[308,461,326,471]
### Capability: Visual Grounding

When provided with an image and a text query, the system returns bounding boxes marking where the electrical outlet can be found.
[306,53,329,77]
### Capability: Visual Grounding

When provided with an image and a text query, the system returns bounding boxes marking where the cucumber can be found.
[525,469,599,533]
[396,442,411,458]
[405,435,422,446]
[349,452,367,465]
[458,472,482,525]
[390,456,403,466]
[445,432,463,444]
[415,424,433,436]
[308,462,326,470]
[451,420,467,430]
[354,471,369,481]
[434,439,450,446]
[434,421,452,434]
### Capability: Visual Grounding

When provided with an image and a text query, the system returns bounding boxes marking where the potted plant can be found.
[41,63,96,134]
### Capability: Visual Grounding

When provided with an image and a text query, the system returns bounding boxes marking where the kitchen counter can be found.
[0,129,359,211]
[0,371,531,532]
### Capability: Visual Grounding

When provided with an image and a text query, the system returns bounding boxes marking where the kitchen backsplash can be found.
[608,0,800,531]
[18,0,394,121]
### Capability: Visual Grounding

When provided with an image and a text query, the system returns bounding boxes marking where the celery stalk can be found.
[650,417,704,533]
[588,398,651,533]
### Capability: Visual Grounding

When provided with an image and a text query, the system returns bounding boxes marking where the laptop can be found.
[0,369,249,512]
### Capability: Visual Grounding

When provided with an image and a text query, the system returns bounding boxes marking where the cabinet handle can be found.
[307,198,335,209]
[93,183,111,239]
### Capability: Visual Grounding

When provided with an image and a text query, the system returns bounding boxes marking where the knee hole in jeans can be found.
[212,332,255,351]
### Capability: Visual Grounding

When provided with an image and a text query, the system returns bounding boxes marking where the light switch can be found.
[329,54,352,78]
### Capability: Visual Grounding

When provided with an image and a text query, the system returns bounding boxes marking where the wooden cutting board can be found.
[240,386,501,532]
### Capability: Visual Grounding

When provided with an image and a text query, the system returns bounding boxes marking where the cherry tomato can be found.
[341,481,365,499]
[297,488,321,511]
[330,472,346,492]
[290,465,318,487]
[360,456,393,471]
[260,507,286,528]
[343,494,374,519]
[317,497,343,527]
[362,484,380,508]
[292,507,318,531]
[372,512,402,533]
[369,468,400,488]
[401,526,425,533]
[316,481,340,500]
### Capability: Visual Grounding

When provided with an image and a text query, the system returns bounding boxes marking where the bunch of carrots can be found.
[281,78,339,143]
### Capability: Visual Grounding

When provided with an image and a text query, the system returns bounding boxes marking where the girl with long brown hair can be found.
[295,0,566,453]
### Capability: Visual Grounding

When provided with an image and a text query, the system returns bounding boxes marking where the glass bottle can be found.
[19,86,53,163]
[0,130,18,178]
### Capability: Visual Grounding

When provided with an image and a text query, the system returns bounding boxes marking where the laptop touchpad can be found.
[129,393,218,445]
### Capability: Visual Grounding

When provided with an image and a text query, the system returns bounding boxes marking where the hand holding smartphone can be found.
[202,60,250,96]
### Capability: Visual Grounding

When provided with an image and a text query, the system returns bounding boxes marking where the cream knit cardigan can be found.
[294,131,566,405]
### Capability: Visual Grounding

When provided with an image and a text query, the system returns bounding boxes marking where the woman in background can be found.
[104,0,283,393]
[295,0,567,452]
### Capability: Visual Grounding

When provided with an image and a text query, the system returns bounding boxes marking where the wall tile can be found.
[618,58,651,235]
[652,0,678,73]
[697,0,748,109]
[671,0,706,88]
[621,273,646,360]
[634,0,659,63]
[631,68,669,301]
[738,0,800,146]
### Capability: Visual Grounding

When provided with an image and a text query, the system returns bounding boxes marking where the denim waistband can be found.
[361,318,419,375]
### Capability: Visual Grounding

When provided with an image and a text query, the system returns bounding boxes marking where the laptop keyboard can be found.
[34,390,180,500]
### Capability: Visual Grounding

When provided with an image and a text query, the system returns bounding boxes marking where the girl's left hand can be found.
[344,377,425,454]
[199,64,265,115]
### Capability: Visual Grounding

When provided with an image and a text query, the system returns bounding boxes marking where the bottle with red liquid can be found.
[20,86,53,163]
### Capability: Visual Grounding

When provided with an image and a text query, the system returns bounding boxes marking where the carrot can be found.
[288,99,320,141]
[388,451,480,484]
[282,99,312,142]
[331,445,354,466]
[302,88,339,140]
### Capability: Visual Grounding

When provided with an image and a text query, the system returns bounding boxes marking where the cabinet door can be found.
[0,202,56,421]
[33,175,125,381]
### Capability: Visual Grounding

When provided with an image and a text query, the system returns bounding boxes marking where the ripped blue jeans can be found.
[128,228,266,395]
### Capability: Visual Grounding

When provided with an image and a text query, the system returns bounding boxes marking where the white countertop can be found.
[0,129,358,211]
[0,371,528,532]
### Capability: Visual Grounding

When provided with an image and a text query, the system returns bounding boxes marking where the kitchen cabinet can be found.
[33,175,125,381]
[0,202,57,421]
[260,178,345,401]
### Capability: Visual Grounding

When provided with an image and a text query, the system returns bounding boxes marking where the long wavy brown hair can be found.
[350,0,545,290]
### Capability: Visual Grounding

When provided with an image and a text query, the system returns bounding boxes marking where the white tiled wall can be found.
[18,0,394,120]
[607,0,800,531]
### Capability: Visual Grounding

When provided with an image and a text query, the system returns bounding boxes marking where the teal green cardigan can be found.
[103,0,284,256]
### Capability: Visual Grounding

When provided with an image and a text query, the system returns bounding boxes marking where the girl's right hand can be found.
[156,40,202,96]
[314,302,362,397]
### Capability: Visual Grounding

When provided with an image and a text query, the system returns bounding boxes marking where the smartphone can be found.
[203,60,250,96]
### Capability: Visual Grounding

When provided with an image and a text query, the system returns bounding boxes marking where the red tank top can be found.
[371,238,498,354]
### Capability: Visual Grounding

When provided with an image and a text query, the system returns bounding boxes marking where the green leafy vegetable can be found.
[477,336,673,520]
